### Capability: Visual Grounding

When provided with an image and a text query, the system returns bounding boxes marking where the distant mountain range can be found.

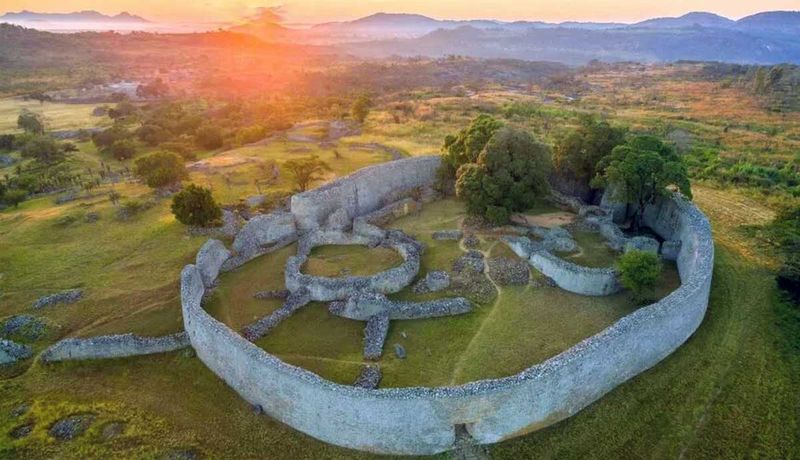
[1,10,150,23]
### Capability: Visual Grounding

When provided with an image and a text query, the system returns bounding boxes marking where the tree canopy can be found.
[171,184,222,227]
[616,250,663,304]
[20,136,64,165]
[351,94,372,124]
[134,151,188,188]
[593,135,692,231]
[441,114,503,177]
[17,110,44,135]
[554,115,626,183]
[455,126,552,225]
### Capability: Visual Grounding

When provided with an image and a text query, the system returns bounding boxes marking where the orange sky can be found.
[2,1,799,24]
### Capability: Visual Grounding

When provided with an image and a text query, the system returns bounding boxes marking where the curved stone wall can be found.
[529,252,621,296]
[290,156,441,233]
[180,157,714,455]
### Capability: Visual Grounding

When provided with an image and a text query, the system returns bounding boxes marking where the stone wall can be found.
[40,333,189,362]
[290,156,441,233]
[530,252,621,296]
[181,159,714,456]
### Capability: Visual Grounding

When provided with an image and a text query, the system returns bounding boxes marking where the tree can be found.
[136,124,171,146]
[195,124,224,150]
[554,115,626,184]
[1,189,28,208]
[284,155,332,192]
[136,78,169,99]
[20,136,64,165]
[134,151,188,188]
[593,135,692,232]
[106,140,137,161]
[108,101,137,121]
[171,184,222,227]
[351,94,372,123]
[17,110,44,135]
[616,250,663,303]
[455,127,553,225]
[92,126,132,149]
[441,114,503,176]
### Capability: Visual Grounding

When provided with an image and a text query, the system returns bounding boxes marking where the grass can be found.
[0,98,110,133]
[567,230,621,268]
[303,245,403,277]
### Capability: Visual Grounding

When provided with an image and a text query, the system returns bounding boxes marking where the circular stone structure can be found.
[179,156,714,455]
[285,228,422,302]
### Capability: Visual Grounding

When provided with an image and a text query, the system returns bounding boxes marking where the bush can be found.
[777,255,800,304]
[1,189,28,208]
[20,136,65,164]
[136,124,172,146]
[133,151,188,188]
[106,139,136,161]
[616,250,663,303]
[0,134,14,151]
[160,141,196,160]
[17,110,44,134]
[195,124,224,150]
[351,94,372,123]
[116,199,154,221]
[92,126,131,149]
[171,184,222,227]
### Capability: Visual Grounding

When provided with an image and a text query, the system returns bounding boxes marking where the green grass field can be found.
[0,98,110,133]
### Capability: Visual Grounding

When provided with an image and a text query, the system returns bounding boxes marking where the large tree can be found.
[20,136,64,165]
[593,135,692,231]
[455,126,552,225]
[441,114,503,178]
[554,115,626,184]
[171,184,222,227]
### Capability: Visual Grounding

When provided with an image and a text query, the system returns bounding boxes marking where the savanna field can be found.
[0,18,799,458]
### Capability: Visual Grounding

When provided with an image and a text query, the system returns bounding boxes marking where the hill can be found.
[0,10,149,23]
[633,12,734,29]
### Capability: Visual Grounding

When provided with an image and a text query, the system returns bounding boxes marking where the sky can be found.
[2,0,799,25]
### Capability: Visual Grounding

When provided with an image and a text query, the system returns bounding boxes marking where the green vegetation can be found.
[134,152,188,189]
[302,245,403,277]
[170,185,222,228]
[351,94,372,123]
[455,126,552,224]
[554,115,626,184]
[283,155,332,192]
[594,135,692,231]
[616,250,664,303]
[17,110,44,135]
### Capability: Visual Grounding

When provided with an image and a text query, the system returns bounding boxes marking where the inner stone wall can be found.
[181,157,714,455]
[290,156,441,233]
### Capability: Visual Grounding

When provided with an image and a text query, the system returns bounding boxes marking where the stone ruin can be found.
[27,155,714,456]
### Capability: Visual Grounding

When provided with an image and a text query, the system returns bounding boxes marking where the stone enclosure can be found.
[176,155,714,455]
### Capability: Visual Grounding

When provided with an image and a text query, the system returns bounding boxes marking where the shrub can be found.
[134,151,188,188]
[777,255,800,304]
[17,110,44,134]
[616,250,663,303]
[116,199,154,221]
[92,126,131,149]
[160,141,196,160]
[171,184,222,227]
[20,136,65,165]
[195,124,224,150]
[283,155,332,192]
[1,189,28,208]
[351,94,372,123]
[106,140,136,161]
[0,134,14,151]
[136,124,172,146]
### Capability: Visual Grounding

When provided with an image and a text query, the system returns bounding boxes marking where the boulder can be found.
[49,414,96,441]
[625,236,661,255]
[232,212,297,259]
[325,208,352,232]
[0,339,32,365]
[661,240,682,261]
[412,271,451,294]
[245,195,267,208]
[393,343,407,359]
[196,239,232,287]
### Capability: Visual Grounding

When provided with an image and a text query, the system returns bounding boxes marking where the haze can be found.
[3,0,800,24]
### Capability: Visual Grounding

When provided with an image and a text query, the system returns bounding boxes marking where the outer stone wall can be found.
[290,156,441,233]
[181,157,714,456]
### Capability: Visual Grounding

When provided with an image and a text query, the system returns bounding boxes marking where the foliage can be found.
[768,204,800,302]
[554,115,626,184]
[283,155,332,192]
[17,109,44,134]
[777,254,800,304]
[134,151,189,189]
[20,135,65,165]
[593,135,692,231]
[616,250,663,303]
[136,124,172,146]
[136,78,169,99]
[351,94,372,123]
[455,126,552,225]
[106,139,137,161]
[108,101,137,121]
[171,184,222,227]
[92,125,132,149]
[195,124,224,150]
[1,188,27,208]
[441,114,503,177]
[0,133,14,150]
